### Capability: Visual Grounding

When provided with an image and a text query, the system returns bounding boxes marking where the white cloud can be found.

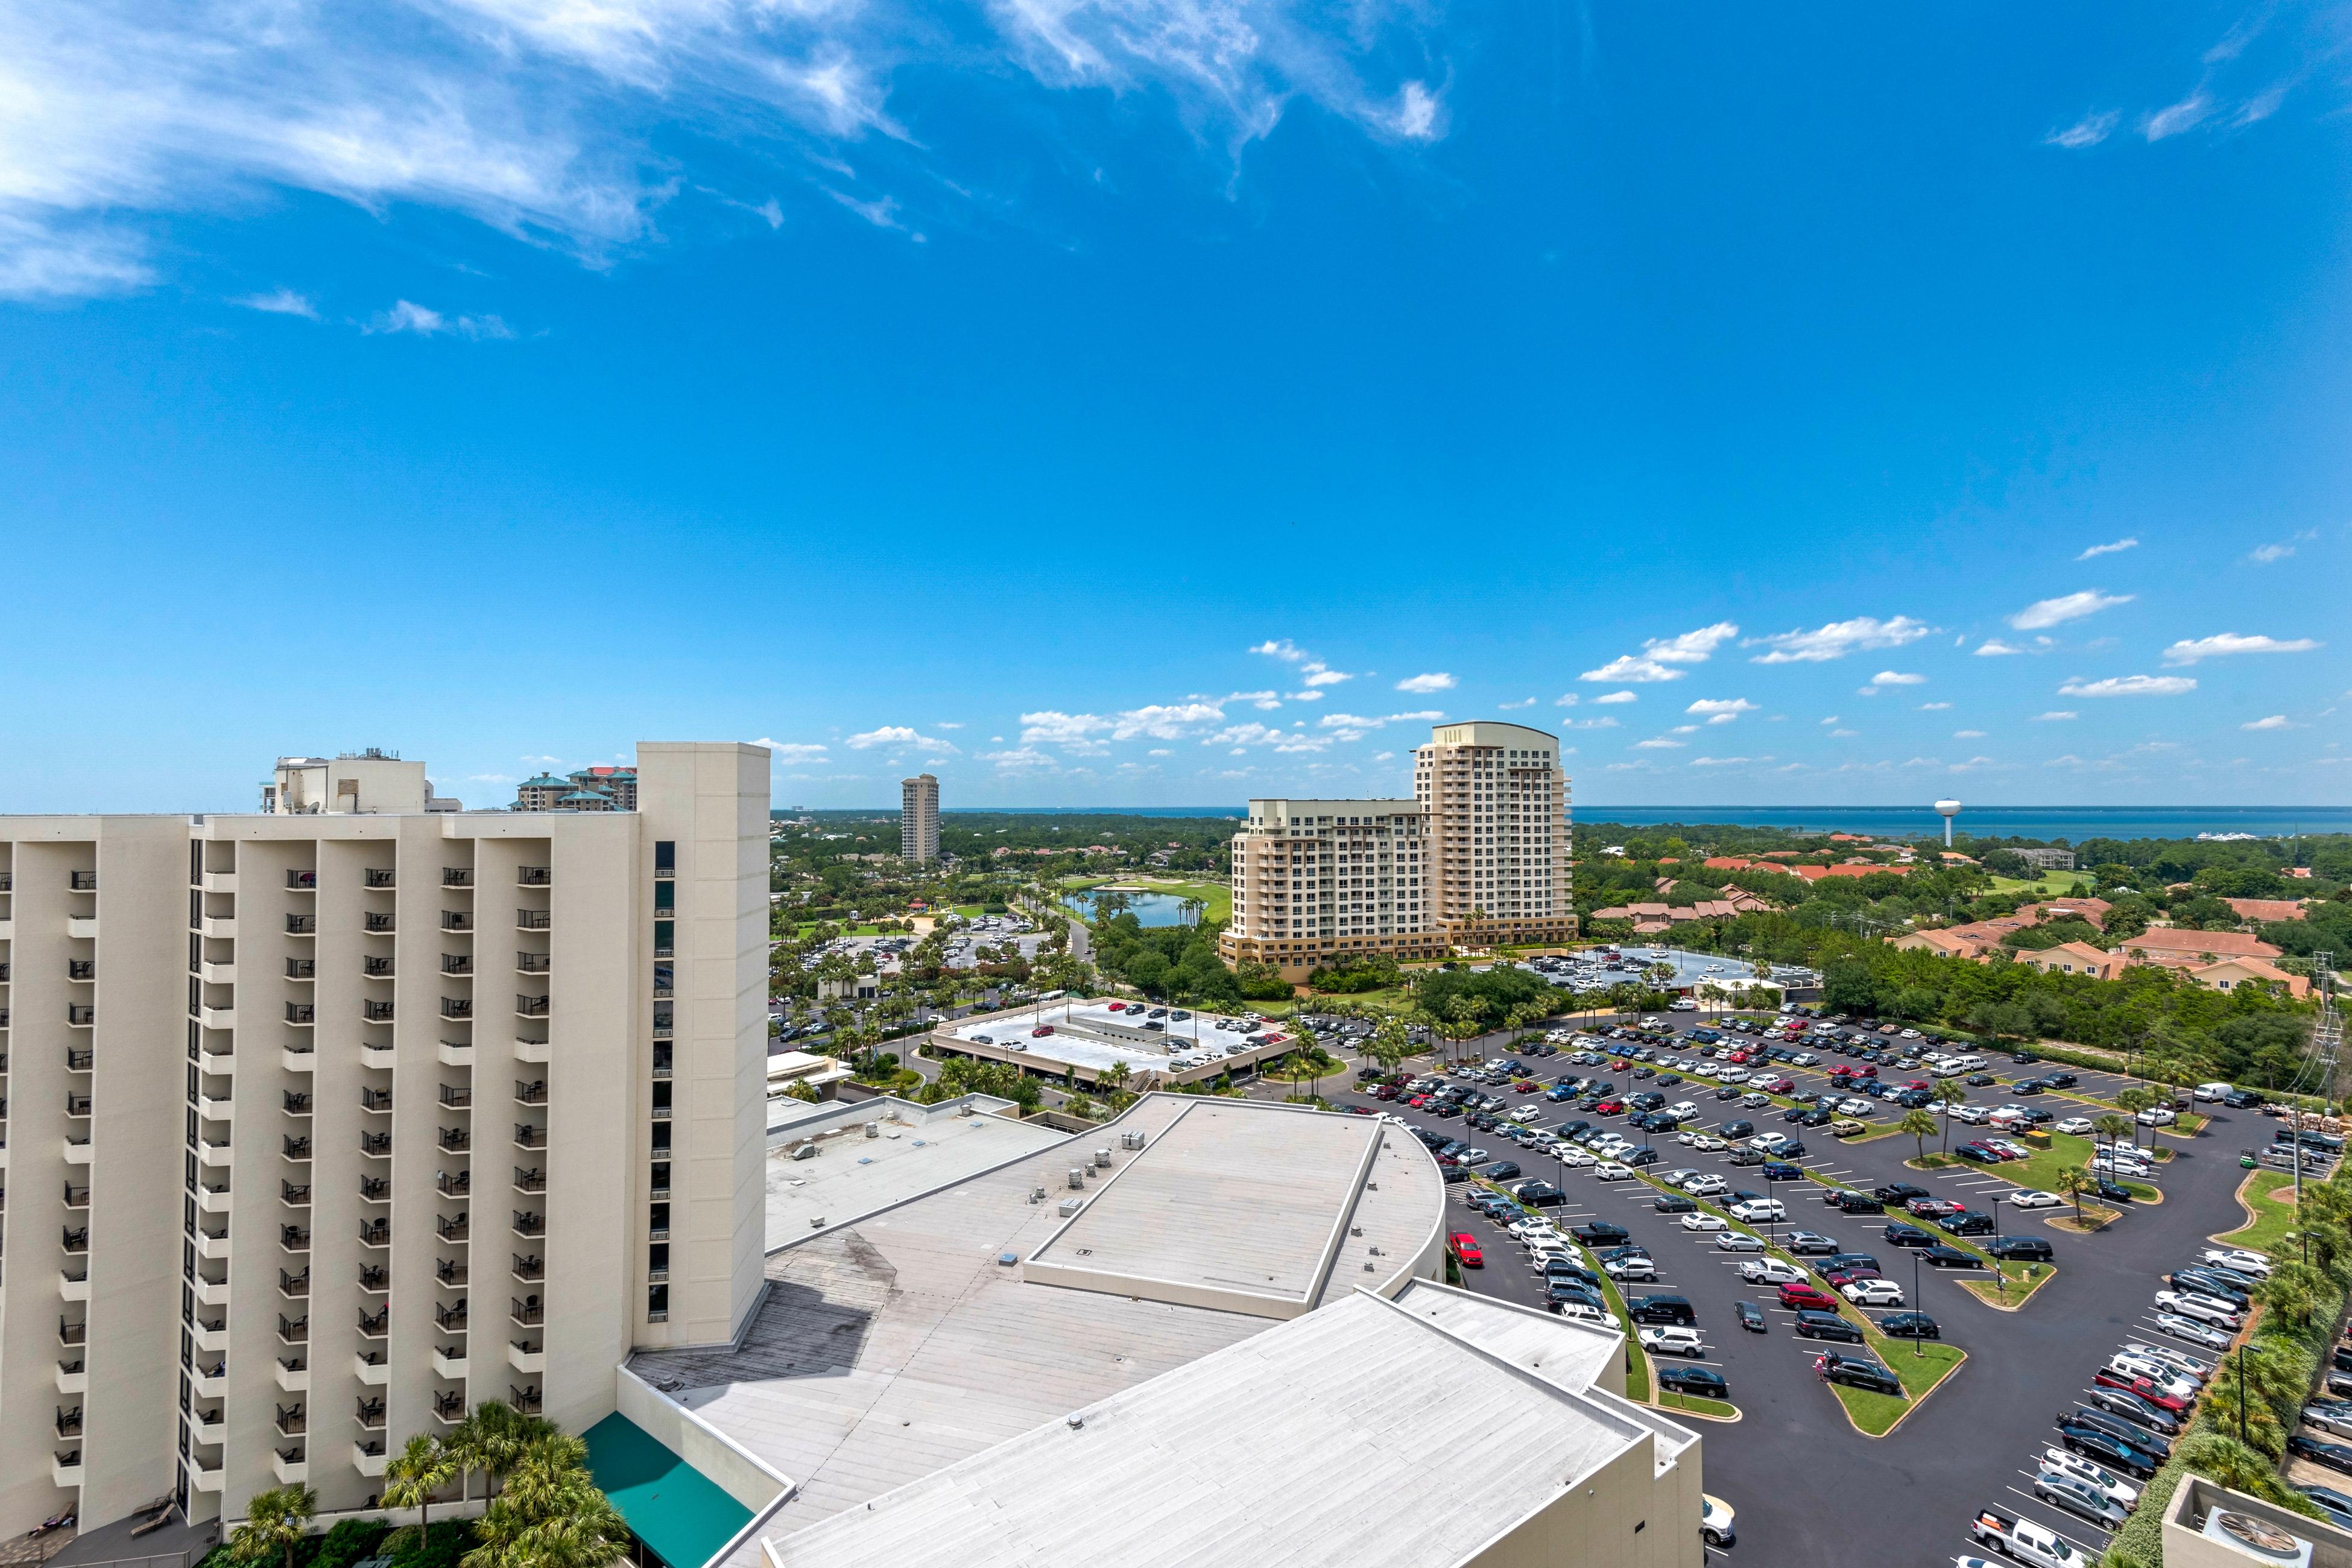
[1316,710,1443,742]
[1593,691,1637,705]
[1829,729,1858,738]
[1301,669,1350,688]
[1918,701,1952,710]
[2034,711,2077,721]
[2057,674,2197,697]
[2144,92,2213,141]
[1498,697,1535,710]
[1705,713,1737,726]
[1561,717,1619,730]
[1020,711,1108,744]
[846,725,958,751]
[1858,671,1925,695]
[979,746,1057,770]
[1250,639,1351,688]
[2076,536,2137,559]
[1581,622,1737,683]
[1973,639,2028,657]
[1110,702,1227,740]
[1690,756,1754,767]
[234,287,318,318]
[1385,80,1445,141]
[466,772,516,783]
[2010,590,2132,630]
[1955,730,1985,738]
[934,721,964,730]
[1633,738,1687,750]
[2234,85,2287,127]
[752,739,830,763]
[2242,715,2293,731]
[1685,698,1757,716]
[2249,543,2295,563]
[1818,715,1839,726]
[1744,615,1932,664]
[1221,690,1282,710]
[1207,721,1329,753]
[1394,672,1455,694]
[1554,694,1578,707]
[2162,632,2321,664]
[1668,725,1698,735]
[2046,110,2120,149]
[366,300,513,340]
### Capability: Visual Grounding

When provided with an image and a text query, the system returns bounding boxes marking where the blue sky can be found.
[2,1,2347,812]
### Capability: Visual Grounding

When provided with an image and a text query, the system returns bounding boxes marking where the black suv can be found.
[1879,1312,1940,1340]
[1628,1295,1696,1327]
[1989,1236,2054,1262]
[1939,1210,1996,1237]
[1830,1190,1885,1214]
[1883,1221,1934,1248]
[1873,1183,1930,1204]
[1922,1243,1982,1269]
[1571,1221,1630,1246]
[1818,1355,1902,1396]
[1794,1311,1862,1344]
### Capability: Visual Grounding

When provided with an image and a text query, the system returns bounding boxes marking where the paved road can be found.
[1307,1027,2264,1566]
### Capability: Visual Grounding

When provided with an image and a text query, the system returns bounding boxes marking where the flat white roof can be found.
[939,999,1295,1079]
[762,1096,1066,1245]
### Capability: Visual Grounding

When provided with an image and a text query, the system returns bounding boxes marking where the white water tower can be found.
[1933,799,1962,848]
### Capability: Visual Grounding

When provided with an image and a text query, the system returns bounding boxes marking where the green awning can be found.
[582,1413,754,1568]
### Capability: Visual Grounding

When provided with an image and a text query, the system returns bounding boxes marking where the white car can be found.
[1604,1255,1658,1281]
[1558,1148,1596,1168]
[1740,1256,1805,1285]
[2201,1248,2271,1278]
[2055,1117,2095,1136]
[2137,1107,2178,1127]
[1510,1106,1541,1124]
[1556,1298,1610,1326]
[2154,1310,2234,1350]
[1715,1231,1765,1253]
[1701,1495,1736,1550]
[1637,1326,1704,1357]
[1681,1213,1728,1233]
[2155,1290,2242,1328]
[1690,1135,1727,1152]
[1719,1067,1751,1084]
[1789,1052,1817,1066]
[1595,1162,1634,1182]
[1675,1130,1700,1147]
[1509,1216,1561,1241]
[1842,1278,1905,1307]
[1947,1104,1990,1125]
[1987,1139,2035,1160]
[1728,1198,1785,1222]
[1686,1175,1728,1198]
[1837,1098,1876,1118]
[2122,1341,2213,1380]
[2107,1355,2198,1402]
[2039,1446,2142,1509]
[2006,1189,2063,1210]
[1668,1101,1701,1121]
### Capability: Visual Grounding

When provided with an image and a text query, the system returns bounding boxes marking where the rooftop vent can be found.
[1067,1168,1085,1190]
[2201,1510,2311,1567]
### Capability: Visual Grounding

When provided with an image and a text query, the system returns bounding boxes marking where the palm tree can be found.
[2092,1114,2133,1160]
[1930,1080,1968,1155]
[1898,1107,1938,1166]
[2055,1165,2092,1228]
[450,1400,553,1500]
[1365,1017,1411,1080]
[2114,1089,2155,1150]
[2258,1261,2325,1330]
[228,1485,315,1568]
[463,1434,628,1568]
[384,1433,459,1546]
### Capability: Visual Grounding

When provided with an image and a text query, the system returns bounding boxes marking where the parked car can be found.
[2290,1434,2352,1476]
[1657,1364,1728,1397]
[1637,1325,1705,1358]
[1795,1310,1864,1344]
[1989,1236,2055,1262]
[1879,1312,1940,1339]
[1734,1301,1766,1333]
[1816,1354,1902,1396]
[1446,1231,1483,1268]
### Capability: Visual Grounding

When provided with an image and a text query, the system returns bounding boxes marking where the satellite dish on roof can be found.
[1933,799,1961,847]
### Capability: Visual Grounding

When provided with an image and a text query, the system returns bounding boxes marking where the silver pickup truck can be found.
[1970,1509,2090,1568]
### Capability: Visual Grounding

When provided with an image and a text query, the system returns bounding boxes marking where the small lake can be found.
[1063,890,1202,928]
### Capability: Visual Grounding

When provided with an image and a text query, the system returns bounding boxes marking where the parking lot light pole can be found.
[1911,1251,1923,1357]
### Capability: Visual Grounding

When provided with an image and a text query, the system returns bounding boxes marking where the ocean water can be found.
[1566,805,2352,843]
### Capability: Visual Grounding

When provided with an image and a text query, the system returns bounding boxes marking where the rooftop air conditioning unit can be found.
[1093,1149,1112,1170]
[790,1144,816,1162]
[1058,1198,1083,1218]
[1067,1168,1085,1190]
[2201,1508,2313,1568]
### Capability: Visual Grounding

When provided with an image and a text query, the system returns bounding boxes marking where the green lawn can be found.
[1830,1339,1967,1435]
[1988,873,2099,897]
[1991,1131,2161,1203]
[1655,1389,1737,1420]
[2214,1170,2302,1258]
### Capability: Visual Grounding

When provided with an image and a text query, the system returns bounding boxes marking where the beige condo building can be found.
[899,774,939,865]
[1415,721,1575,950]
[0,743,769,1537]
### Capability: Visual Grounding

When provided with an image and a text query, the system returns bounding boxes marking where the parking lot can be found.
[1306,1014,2274,1565]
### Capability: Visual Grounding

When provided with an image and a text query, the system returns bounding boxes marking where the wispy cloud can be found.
[1973,639,2028,657]
[2011,590,2132,630]
[2076,536,2137,559]
[846,726,959,751]
[233,287,318,318]
[2242,715,2293,731]
[1317,710,1443,742]
[1954,730,1985,739]
[2144,92,2213,141]
[1858,671,1924,695]
[1685,698,1757,718]
[2034,711,2078,721]
[752,739,830,763]
[1497,697,1535,710]
[1918,701,1952,710]
[1250,639,1352,688]
[1394,672,1455,694]
[1582,622,1737,683]
[1633,737,1687,750]
[2057,674,2196,697]
[2046,110,2120,150]
[1593,691,1638,705]
[2248,531,2313,563]
[2161,632,2320,665]
[365,300,513,340]
[1745,615,1932,664]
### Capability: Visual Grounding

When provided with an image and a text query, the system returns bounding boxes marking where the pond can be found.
[1062,890,1202,928]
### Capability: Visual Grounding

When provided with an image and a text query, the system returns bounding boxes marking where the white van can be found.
[2195,1082,2233,1102]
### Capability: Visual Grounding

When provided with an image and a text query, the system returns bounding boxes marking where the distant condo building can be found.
[0,744,768,1537]
[513,765,639,813]
[901,774,940,865]
[1221,721,1573,979]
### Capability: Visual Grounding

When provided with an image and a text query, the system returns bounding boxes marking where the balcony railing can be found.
[282,1136,312,1160]
[440,955,473,976]
[65,1048,93,1071]
[275,1403,305,1437]
[356,1398,387,1429]
[286,915,317,935]
[434,1391,466,1420]
[363,914,396,935]
[437,1259,468,1286]
[437,1171,470,1197]
[66,1006,95,1026]
[442,868,473,888]
[516,995,549,1017]
[516,952,550,974]
[286,871,317,891]
[282,1181,312,1205]
[358,1265,389,1291]
[62,1227,88,1253]
[440,999,472,1020]
[508,1386,543,1415]
[440,1084,473,1108]
[358,1219,390,1247]
[362,957,395,979]
[65,1093,93,1116]
[68,961,95,981]
[513,1167,546,1193]
[359,1176,390,1201]
[515,1080,547,1105]
[56,1408,83,1438]
[361,1089,392,1113]
[441,912,475,933]
[510,1297,543,1327]
[513,1125,546,1151]
[283,1092,312,1114]
[434,1301,468,1330]
[512,1210,545,1238]
[285,1003,316,1025]
[516,911,551,931]
[285,957,316,981]
[63,1183,89,1208]
[357,1308,390,1337]
[517,867,551,887]
[69,872,96,892]
[364,869,396,890]
[435,1213,470,1242]
[358,1131,390,1157]
[277,1314,308,1344]
[651,1052,672,1081]
[511,1253,543,1282]
[282,1225,310,1250]
[279,1269,309,1298]
[439,1127,469,1152]
[360,1001,394,1022]
[59,1319,87,1347]
[650,1104,671,1123]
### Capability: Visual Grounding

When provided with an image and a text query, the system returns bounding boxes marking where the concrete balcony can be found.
[198,1137,232,1166]
[200,1007,234,1031]
[0,918,11,941]
[67,915,99,940]
[507,1341,546,1373]
[53,1454,83,1487]
[198,1048,236,1075]
[437,1042,475,1067]
[187,1456,224,1494]
[353,1443,388,1478]
[192,1321,230,1353]
[355,1355,390,1387]
[359,1045,397,1070]
[200,961,237,985]
[198,917,234,940]
[197,1094,235,1121]
[195,1277,232,1307]
[432,1348,469,1379]
[55,1364,87,1394]
[194,1367,228,1398]
[281,1046,314,1073]
[516,1039,551,1064]
[192,1411,226,1443]
[63,1138,93,1165]
[201,871,238,896]
[271,1452,308,1485]
[58,1272,90,1303]
[276,1361,309,1393]
[197,1184,233,1215]
[196,1230,231,1261]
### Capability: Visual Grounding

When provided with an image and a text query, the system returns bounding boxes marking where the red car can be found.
[1758,1076,1795,1094]
[1778,1283,1839,1312]
[1514,1081,1540,1093]
[1259,1033,1286,1047]
[2093,1369,2190,1412]
[1595,1098,1627,1115]
[1031,1025,1055,1037]
[1906,1197,1963,1219]
[1828,1065,1855,1080]
[1856,1064,1879,1078]
[1728,1050,1753,1065]
[1107,1002,1128,1011]
[1905,1080,1932,1093]
[1448,1231,1484,1268]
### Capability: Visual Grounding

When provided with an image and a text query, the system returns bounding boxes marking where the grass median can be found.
[2215,1169,2303,1254]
